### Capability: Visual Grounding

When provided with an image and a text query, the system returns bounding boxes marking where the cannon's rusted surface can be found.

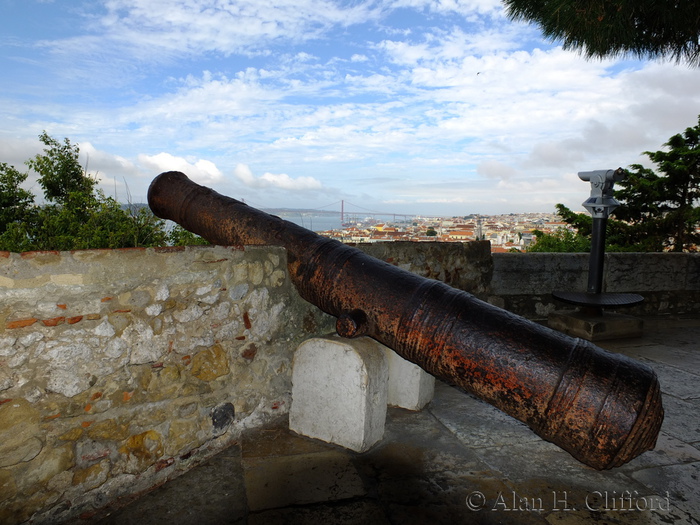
[148,171,663,470]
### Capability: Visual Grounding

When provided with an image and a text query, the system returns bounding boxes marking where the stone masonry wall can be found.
[0,246,333,525]
[489,252,700,319]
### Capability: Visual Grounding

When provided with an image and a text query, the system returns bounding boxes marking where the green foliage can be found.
[426,227,438,237]
[503,0,700,66]
[168,224,210,246]
[0,132,170,252]
[0,163,35,235]
[550,203,647,252]
[615,119,700,252]
[547,117,700,252]
[553,203,592,237]
[528,227,591,252]
[27,132,96,204]
[127,205,170,248]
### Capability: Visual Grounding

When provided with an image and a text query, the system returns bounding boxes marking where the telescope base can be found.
[548,309,644,342]
[551,291,644,308]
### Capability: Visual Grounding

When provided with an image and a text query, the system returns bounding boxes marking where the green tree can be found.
[546,117,700,252]
[426,227,437,237]
[27,195,169,251]
[0,163,35,236]
[168,224,211,246]
[127,205,170,248]
[0,132,169,252]
[528,227,591,252]
[27,131,96,204]
[615,119,700,251]
[503,0,700,66]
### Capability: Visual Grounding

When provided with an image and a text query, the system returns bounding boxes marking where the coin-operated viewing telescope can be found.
[578,168,625,220]
[553,168,643,311]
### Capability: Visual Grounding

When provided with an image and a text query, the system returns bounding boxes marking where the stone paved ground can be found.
[92,317,700,525]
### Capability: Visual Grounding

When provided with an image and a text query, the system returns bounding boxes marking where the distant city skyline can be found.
[2,0,700,216]
[276,206,565,235]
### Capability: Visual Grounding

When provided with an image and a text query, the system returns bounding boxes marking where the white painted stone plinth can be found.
[290,335,388,452]
[384,349,435,410]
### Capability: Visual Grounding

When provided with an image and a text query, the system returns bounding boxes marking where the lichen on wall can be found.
[0,246,333,525]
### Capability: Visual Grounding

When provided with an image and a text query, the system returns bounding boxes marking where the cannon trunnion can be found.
[148,171,663,470]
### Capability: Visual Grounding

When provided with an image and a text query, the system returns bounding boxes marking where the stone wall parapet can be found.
[489,252,700,319]
[352,240,493,294]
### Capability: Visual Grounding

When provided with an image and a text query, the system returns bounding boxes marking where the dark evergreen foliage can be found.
[615,117,700,251]
[504,0,700,66]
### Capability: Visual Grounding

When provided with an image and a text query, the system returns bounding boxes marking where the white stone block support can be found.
[290,335,388,453]
[385,349,435,411]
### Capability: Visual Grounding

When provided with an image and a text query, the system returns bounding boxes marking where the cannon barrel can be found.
[148,171,663,470]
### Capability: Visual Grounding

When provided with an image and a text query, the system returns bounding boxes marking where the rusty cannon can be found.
[148,171,663,470]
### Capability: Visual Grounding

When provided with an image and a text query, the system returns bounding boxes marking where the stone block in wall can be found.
[354,240,493,294]
[290,336,388,452]
[687,254,700,290]
[605,253,699,292]
[490,253,589,296]
[0,399,42,468]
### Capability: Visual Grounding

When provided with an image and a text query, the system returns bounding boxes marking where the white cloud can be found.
[0,135,41,170]
[80,142,136,177]
[127,70,280,124]
[388,0,503,17]
[138,153,223,185]
[416,197,467,203]
[477,160,517,180]
[233,163,323,190]
[54,0,384,61]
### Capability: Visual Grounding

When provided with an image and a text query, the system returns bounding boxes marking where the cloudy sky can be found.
[2,0,700,217]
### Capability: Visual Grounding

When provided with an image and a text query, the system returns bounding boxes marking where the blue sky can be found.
[2,0,700,216]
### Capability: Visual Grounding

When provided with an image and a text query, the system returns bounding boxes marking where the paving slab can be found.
[248,500,391,525]
[428,381,542,449]
[629,461,700,521]
[243,450,366,511]
[620,344,700,371]
[355,407,546,524]
[385,500,551,524]
[617,432,700,471]
[636,360,700,400]
[544,507,698,525]
[96,446,247,525]
[658,395,700,445]
[241,427,333,459]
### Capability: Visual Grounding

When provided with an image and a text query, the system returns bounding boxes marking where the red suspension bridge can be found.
[314,200,415,225]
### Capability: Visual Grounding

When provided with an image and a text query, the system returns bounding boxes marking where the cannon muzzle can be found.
[148,171,663,470]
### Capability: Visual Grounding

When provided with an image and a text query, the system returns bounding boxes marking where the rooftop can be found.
[92,316,700,525]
